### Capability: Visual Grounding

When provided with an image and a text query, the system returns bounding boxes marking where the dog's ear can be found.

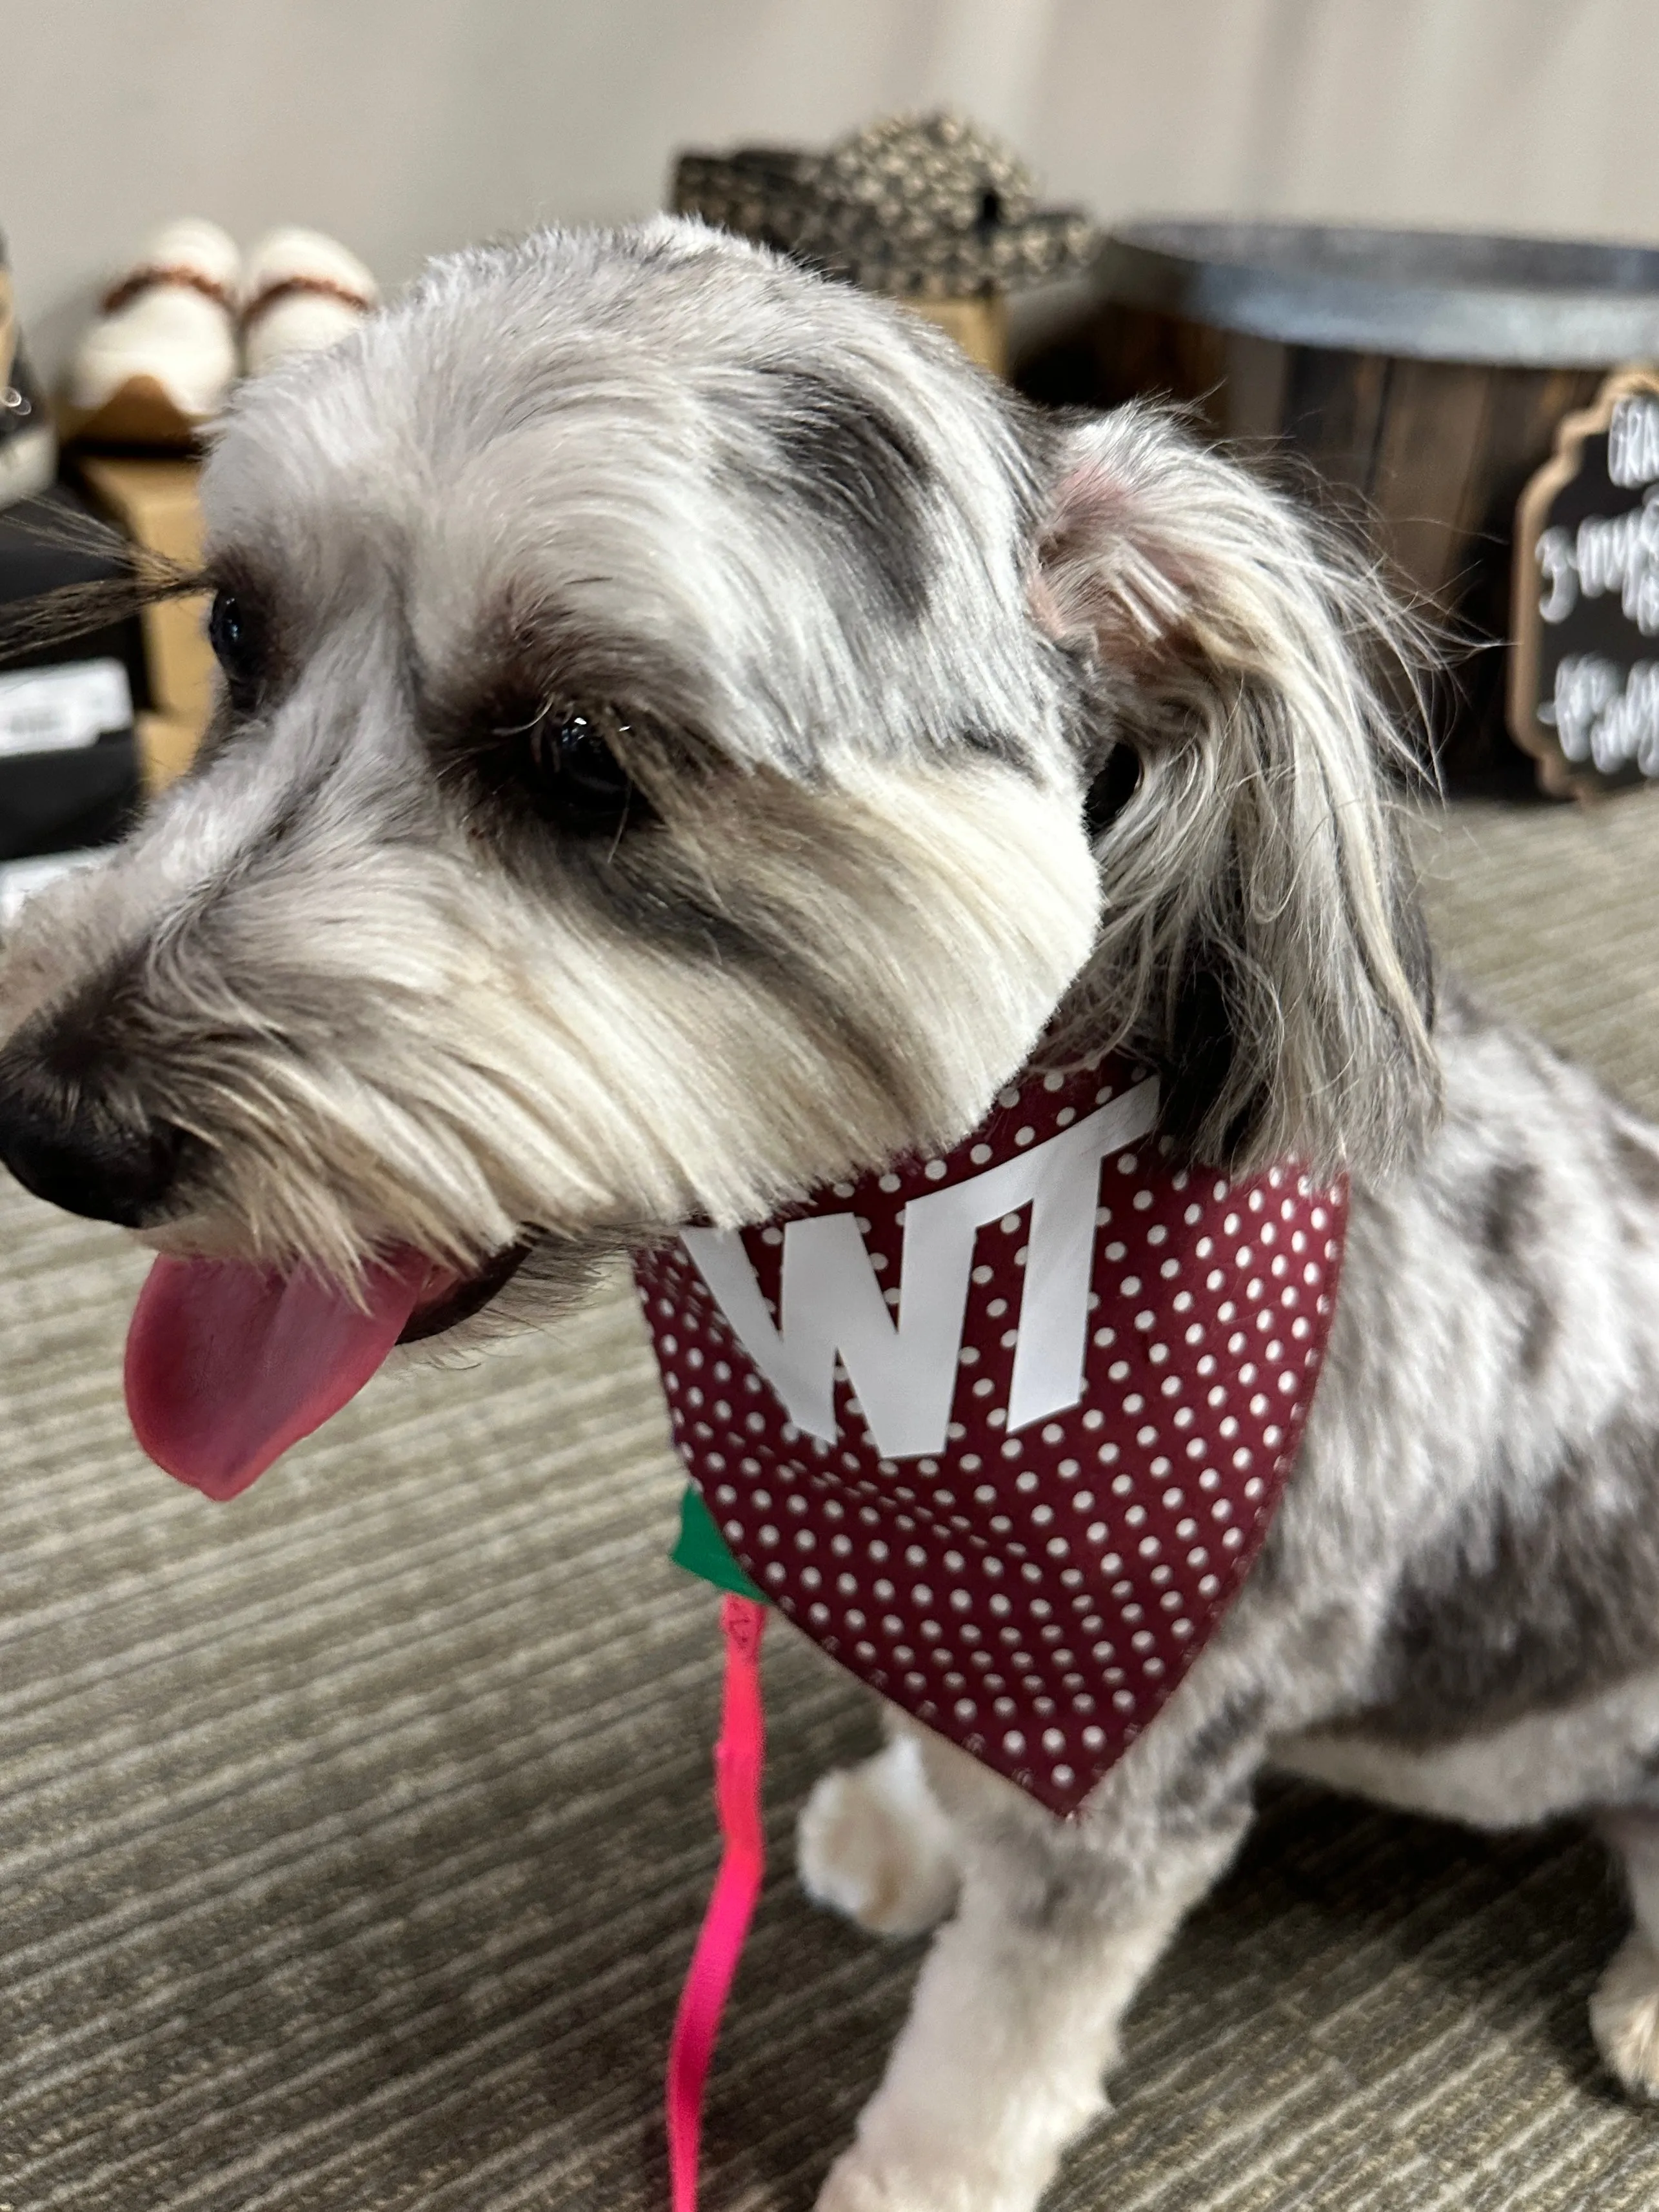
[1033,404,1438,1178]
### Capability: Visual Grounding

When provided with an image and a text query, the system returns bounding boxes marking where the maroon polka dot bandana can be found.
[633,1052,1347,1816]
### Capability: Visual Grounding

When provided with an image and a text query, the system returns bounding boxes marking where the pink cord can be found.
[666,1594,768,2212]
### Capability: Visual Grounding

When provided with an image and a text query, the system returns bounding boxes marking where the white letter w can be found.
[680,1079,1157,1460]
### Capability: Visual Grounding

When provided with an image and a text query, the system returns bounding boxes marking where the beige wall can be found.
[7,0,1659,380]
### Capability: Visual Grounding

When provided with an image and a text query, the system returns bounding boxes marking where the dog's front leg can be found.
[815,1727,1257,2212]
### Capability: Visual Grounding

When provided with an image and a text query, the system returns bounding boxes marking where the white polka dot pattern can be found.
[633,1052,1348,1817]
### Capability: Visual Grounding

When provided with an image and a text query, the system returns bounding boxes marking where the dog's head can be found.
[0,219,1436,1451]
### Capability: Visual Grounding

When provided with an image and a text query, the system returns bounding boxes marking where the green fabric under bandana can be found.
[672,1485,766,1601]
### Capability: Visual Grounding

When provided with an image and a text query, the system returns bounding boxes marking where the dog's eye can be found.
[207,589,266,713]
[517,706,644,837]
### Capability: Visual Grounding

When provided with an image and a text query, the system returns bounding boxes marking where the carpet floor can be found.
[5,795,1659,2211]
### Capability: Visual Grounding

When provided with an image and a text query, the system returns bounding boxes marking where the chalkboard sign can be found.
[1511,368,1659,796]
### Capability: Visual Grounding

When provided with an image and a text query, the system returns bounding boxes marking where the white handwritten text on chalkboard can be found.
[1511,372,1659,795]
[1542,653,1659,776]
[1537,497,1659,631]
[1608,393,1659,488]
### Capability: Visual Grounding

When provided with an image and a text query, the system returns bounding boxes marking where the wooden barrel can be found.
[1017,221,1659,784]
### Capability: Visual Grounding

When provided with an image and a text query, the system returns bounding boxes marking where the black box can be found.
[0,484,148,862]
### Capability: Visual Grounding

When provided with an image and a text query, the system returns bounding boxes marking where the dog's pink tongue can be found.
[124,1251,430,1499]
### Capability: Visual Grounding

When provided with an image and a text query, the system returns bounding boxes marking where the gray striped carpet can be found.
[5,795,1659,2211]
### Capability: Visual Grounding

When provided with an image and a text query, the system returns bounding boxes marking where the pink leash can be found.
[666,1594,769,2212]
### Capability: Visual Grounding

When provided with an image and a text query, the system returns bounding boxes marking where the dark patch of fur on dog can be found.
[1353,1425,1659,1746]
[747,366,936,624]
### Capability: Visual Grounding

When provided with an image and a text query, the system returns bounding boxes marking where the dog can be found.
[5,216,1659,2212]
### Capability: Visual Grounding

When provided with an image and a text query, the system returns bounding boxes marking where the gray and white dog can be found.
[5,217,1659,2212]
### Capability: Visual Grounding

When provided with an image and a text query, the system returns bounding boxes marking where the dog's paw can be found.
[815,2149,913,2212]
[798,1737,960,1937]
[814,2148,975,2212]
[1592,1932,1659,2099]
[815,2146,1042,2212]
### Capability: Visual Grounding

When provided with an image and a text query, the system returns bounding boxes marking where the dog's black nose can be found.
[0,1047,185,1227]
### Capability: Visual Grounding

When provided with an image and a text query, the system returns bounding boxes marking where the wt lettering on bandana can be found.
[634,1052,1347,1816]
